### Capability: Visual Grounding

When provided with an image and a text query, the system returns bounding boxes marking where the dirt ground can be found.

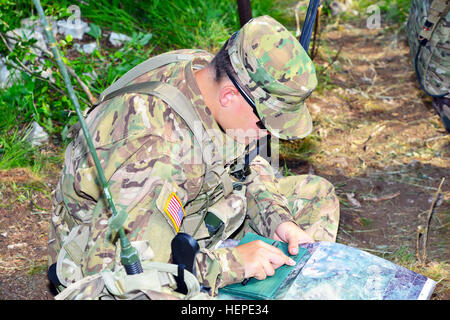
[0,17,448,300]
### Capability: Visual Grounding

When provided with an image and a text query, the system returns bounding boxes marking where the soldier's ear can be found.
[218,85,239,109]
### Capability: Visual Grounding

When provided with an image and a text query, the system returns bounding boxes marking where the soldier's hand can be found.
[236,240,296,280]
[274,221,314,255]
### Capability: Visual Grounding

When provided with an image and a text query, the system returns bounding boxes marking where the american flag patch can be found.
[164,192,185,232]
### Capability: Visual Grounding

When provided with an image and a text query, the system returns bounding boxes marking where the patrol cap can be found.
[226,15,317,140]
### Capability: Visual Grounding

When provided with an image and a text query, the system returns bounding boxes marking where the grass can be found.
[355,0,412,25]
[0,128,35,170]
[279,135,321,161]
[0,175,51,212]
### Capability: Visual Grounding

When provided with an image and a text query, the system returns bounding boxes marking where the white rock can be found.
[0,59,12,88]
[345,193,361,208]
[330,1,347,16]
[0,57,21,89]
[82,42,97,55]
[40,67,55,83]
[57,19,90,40]
[74,42,97,55]
[7,243,27,250]
[6,28,48,55]
[109,32,131,47]
[20,16,58,38]
[25,121,49,147]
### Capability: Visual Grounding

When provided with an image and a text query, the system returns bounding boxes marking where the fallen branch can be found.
[311,6,322,60]
[0,32,67,95]
[362,124,386,149]
[421,177,445,265]
[318,44,344,76]
[362,191,400,202]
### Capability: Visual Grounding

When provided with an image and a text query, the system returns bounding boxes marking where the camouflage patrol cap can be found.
[226,15,317,140]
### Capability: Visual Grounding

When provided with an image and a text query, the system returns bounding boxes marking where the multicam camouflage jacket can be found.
[48,49,296,296]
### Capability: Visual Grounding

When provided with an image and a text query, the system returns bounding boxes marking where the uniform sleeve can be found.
[195,247,246,295]
[193,154,296,296]
[244,155,296,238]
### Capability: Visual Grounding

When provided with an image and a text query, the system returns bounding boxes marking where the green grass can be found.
[355,0,412,24]
[0,128,35,170]
[0,180,50,207]
[0,0,291,173]
[279,134,321,161]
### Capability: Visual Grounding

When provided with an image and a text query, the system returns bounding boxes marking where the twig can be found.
[416,225,425,263]
[398,182,439,191]
[362,192,400,202]
[0,32,67,95]
[421,177,445,264]
[1,32,96,105]
[295,2,301,39]
[318,44,344,76]
[294,1,309,38]
[350,229,379,233]
[359,247,393,255]
[362,124,386,146]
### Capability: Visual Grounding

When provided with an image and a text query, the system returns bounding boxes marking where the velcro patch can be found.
[164,192,185,233]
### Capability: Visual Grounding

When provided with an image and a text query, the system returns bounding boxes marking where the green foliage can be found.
[87,23,101,40]
[356,0,412,24]
[279,135,321,161]
[0,0,290,173]
[0,124,60,172]
[383,245,416,268]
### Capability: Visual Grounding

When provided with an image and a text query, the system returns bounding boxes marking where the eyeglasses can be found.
[225,68,266,130]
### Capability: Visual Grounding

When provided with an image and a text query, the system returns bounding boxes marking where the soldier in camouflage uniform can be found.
[48,15,340,298]
[407,0,450,132]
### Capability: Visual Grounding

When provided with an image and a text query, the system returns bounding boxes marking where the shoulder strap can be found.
[418,0,450,43]
[415,0,450,98]
[96,53,195,106]
[104,80,236,197]
[66,53,196,139]
[102,81,212,163]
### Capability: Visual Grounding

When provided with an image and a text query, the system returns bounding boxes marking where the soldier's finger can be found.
[254,265,267,280]
[267,249,296,268]
[288,233,301,255]
[261,258,275,277]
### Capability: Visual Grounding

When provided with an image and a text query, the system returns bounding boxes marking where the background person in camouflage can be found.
[49,15,340,297]
[407,0,450,132]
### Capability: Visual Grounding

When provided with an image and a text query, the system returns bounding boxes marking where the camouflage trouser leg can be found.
[278,175,340,242]
[432,97,450,133]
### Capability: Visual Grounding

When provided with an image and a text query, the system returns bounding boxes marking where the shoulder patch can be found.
[164,192,185,232]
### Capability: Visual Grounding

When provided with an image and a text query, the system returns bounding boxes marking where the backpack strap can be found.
[97,53,196,106]
[102,80,235,198]
[418,0,450,44]
[102,81,212,163]
[415,0,450,98]
[66,52,196,139]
